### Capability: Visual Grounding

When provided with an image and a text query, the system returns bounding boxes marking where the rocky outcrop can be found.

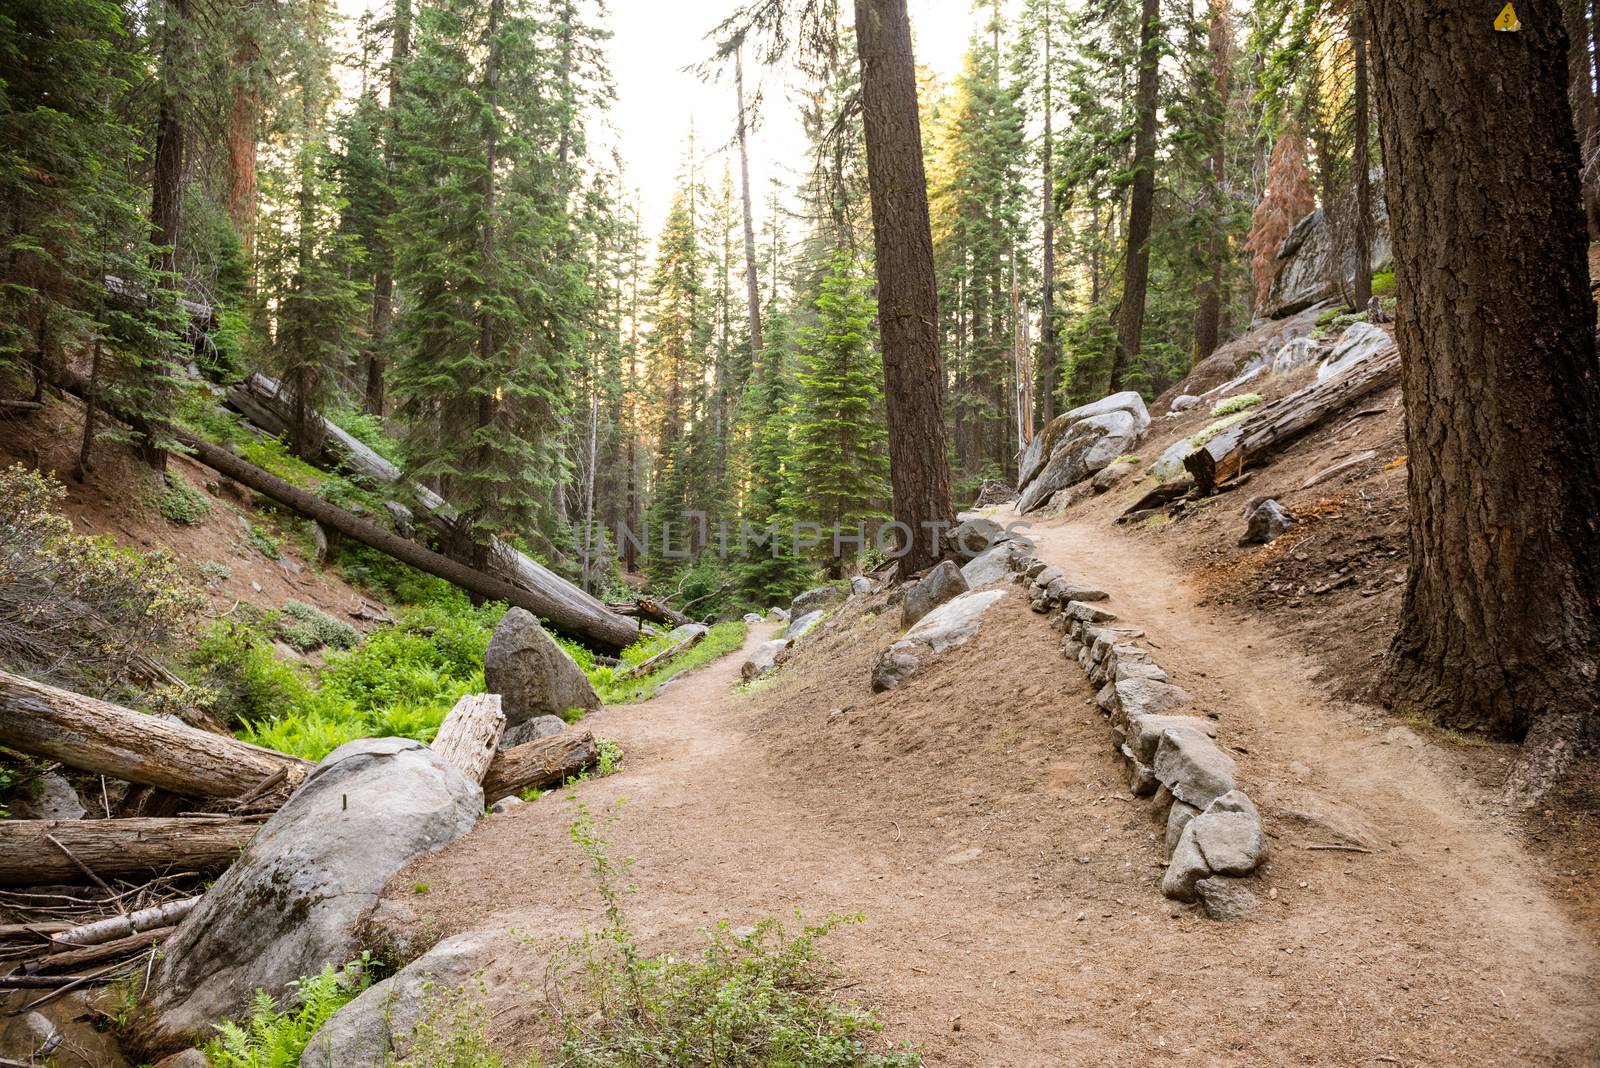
[871,590,1005,692]
[1317,321,1394,381]
[1263,199,1392,320]
[1240,499,1295,545]
[741,639,789,681]
[902,561,970,627]
[1017,392,1150,514]
[1019,392,1149,491]
[130,738,483,1058]
[790,585,844,617]
[483,608,601,725]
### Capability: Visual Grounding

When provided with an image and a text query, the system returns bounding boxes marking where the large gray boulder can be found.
[1264,200,1392,320]
[130,738,483,1058]
[872,590,1005,692]
[961,541,1029,588]
[1017,410,1141,514]
[741,638,789,681]
[1152,726,1238,809]
[783,610,824,641]
[790,585,844,617]
[500,714,566,749]
[1160,790,1265,903]
[1317,321,1394,381]
[1270,336,1322,375]
[902,560,970,627]
[300,930,512,1068]
[1018,392,1150,490]
[946,517,1005,561]
[10,770,85,820]
[483,608,600,726]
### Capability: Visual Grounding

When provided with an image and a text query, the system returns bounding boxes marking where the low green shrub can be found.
[550,803,919,1068]
[158,472,214,526]
[204,960,371,1068]
[1209,393,1261,418]
[1370,268,1396,298]
[278,600,359,653]
[244,522,282,560]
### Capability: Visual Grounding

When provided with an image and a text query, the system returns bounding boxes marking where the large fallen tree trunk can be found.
[227,374,638,650]
[481,729,599,800]
[0,818,262,885]
[1184,347,1400,493]
[0,670,310,801]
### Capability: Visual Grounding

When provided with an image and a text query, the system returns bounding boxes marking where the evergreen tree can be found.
[784,252,889,577]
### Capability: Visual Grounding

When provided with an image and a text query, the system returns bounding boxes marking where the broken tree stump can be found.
[430,694,505,784]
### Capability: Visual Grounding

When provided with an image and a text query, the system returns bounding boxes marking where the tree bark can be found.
[853,0,956,574]
[1563,0,1600,235]
[0,670,312,801]
[1109,0,1161,392]
[1368,0,1600,800]
[144,0,190,473]
[0,819,260,885]
[365,0,411,418]
[1194,0,1231,359]
[1038,13,1059,425]
[1351,8,1374,311]
[481,729,599,799]
[429,693,505,783]
[736,46,764,366]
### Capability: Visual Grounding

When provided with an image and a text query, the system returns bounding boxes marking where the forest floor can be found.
[391,510,1600,1068]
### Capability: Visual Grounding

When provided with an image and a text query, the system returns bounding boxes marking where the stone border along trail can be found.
[384,513,1600,1067]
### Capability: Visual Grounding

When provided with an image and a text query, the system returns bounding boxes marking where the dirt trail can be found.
[395,514,1600,1067]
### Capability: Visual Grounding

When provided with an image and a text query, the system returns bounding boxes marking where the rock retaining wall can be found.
[1017,556,1268,920]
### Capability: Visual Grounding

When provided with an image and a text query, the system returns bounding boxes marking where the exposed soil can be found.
[389,512,1600,1066]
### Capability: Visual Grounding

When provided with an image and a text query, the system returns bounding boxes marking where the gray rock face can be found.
[1091,461,1136,493]
[1065,600,1117,624]
[499,714,566,749]
[1044,577,1106,604]
[741,638,790,681]
[667,622,710,644]
[767,607,790,623]
[10,770,86,820]
[300,930,510,1068]
[946,517,1005,560]
[1263,201,1391,319]
[902,560,970,627]
[872,589,1005,692]
[153,1051,210,1068]
[1195,876,1259,921]
[791,585,844,617]
[1169,394,1201,413]
[1150,437,1197,482]
[962,541,1028,588]
[783,610,824,641]
[132,738,483,1056]
[1240,499,1295,546]
[1161,824,1211,902]
[1152,727,1238,809]
[849,576,873,595]
[1124,714,1218,765]
[1191,806,1266,876]
[743,612,763,624]
[483,608,601,726]
[1165,799,1202,856]
[1113,678,1193,721]
[1270,336,1321,375]
[1317,321,1394,381]
[1018,409,1141,514]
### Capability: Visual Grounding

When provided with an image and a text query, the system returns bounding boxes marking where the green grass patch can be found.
[590,622,748,705]
[1370,269,1396,298]
[1208,393,1261,418]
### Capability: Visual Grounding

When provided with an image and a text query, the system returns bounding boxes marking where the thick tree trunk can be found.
[0,819,261,885]
[1368,0,1600,800]
[1194,0,1231,359]
[365,0,410,418]
[1109,0,1160,392]
[854,0,956,575]
[0,670,312,800]
[736,47,764,365]
[481,729,599,799]
[144,0,189,473]
[1039,18,1058,426]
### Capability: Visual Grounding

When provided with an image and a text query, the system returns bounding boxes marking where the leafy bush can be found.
[550,803,919,1068]
[244,522,283,560]
[158,472,214,525]
[240,435,327,490]
[337,543,457,606]
[327,406,402,465]
[278,600,359,653]
[0,465,202,699]
[591,622,747,705]
[204,960,370,1068]
[1209,393,1261,418]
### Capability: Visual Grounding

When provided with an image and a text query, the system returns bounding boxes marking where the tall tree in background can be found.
[1015,0,1067,424]
[1193,0,1234,359]
[1368,0,1600,799]
[735,42,765,364]
[854,0,954,573]
[1108,0,1161,392]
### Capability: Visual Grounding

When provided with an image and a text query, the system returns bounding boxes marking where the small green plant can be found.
[199,560,232,586]
[592,622,748,704]
[204,959,372,1067]
[413,881,431,895]
[278,600,359,653]
[1209,393,1261,418]
[594,739,624,778]
[401,981,527,1067]
[1190,410,1252,448]
[1370,268,1396,298]
[157,472,214,526]
[1113,453,1141,465]
[548,803,920,1067]
[244,522,282,560]
[1314,307,1368,337]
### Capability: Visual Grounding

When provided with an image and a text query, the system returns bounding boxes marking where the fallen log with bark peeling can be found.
[50,898,198,948]
[226,373,638,651]
[31,925,177,973]
[0,818,261,885]
[1184,347,1401,494]
[0,670,311,802]
[481,729,599,800]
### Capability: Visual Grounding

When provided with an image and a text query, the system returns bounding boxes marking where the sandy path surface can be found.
[394,514,1600,1067]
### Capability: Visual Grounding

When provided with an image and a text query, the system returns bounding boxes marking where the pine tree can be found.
[784,252,889,577]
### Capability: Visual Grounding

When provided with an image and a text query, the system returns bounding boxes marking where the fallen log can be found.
[481,729,599,800]
[227,373,637,651]
[430,694,505,783]
[0,818,260,885]
[32,926,176,973]
[0,670,310,802]
[616,628,705,680]
[1184,347,1400,494]
[51,898,197,948]
[607,597,692,629]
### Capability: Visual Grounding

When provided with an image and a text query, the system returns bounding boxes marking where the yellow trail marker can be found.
[1495,2,1522,31]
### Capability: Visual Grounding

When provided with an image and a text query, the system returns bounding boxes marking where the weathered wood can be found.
[431,694,505,784]
[0,670,311,801]
[606,597,690,628]
[33,926,176,973]
[481,729,599,800]
[227,373,637,651]
[51,898,197,947]
[0,818,259,885]
[1185,347,1400,493]
[616,629,704,680]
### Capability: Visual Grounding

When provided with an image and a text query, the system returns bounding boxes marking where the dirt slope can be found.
[389,519,1600,1067]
